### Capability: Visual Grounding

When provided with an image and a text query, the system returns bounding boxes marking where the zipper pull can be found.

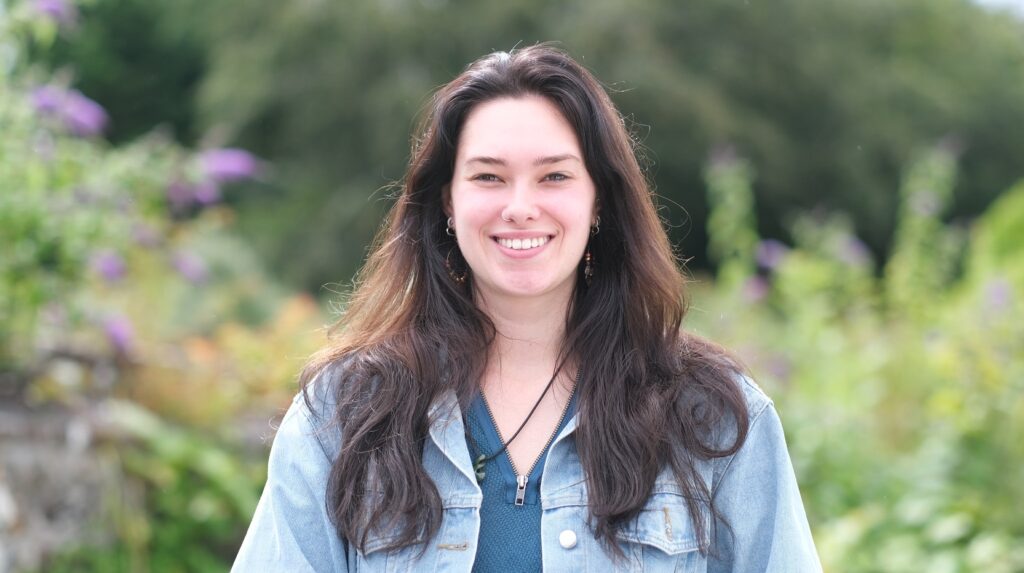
[515,475,528,506]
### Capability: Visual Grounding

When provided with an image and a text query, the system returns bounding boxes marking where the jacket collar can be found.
[426,389,580,488]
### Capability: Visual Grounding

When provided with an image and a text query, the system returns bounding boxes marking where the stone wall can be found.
[0,401,118,573]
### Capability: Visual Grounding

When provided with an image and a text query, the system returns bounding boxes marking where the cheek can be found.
[453,200,492,231]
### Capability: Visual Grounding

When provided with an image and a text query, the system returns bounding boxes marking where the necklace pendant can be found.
[473,454,487,483]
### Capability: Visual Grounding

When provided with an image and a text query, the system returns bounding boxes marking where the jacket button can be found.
[558,529,577,549]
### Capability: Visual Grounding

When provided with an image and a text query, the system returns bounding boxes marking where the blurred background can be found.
[1,0,1023,571]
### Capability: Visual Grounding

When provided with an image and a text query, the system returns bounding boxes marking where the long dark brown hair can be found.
[299,44,749,558]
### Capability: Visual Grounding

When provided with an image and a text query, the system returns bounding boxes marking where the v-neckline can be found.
[467,389,578,505]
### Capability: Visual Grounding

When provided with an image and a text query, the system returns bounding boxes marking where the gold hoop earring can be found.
[446,248,467,285]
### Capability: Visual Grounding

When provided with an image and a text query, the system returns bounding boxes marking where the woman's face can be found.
[447,95,598,303]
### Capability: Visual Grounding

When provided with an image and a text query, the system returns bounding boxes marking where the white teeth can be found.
[497,236,550,250]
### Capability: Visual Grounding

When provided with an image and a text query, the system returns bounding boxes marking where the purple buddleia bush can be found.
[31,84,108,137]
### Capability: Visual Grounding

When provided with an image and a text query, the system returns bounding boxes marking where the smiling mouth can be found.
[494,236,552,250]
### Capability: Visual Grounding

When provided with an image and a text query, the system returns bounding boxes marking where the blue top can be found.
[232,371,823,572]
[463,390,579,572]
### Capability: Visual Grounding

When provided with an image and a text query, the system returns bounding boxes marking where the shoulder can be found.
[734,372,774,422]
[282,362,346,461]
[709,373,791,488]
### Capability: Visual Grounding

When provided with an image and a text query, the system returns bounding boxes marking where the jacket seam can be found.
[295,393,334,462]
[710,399,772,498]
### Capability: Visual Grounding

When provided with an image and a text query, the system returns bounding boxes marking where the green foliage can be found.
[44,402,265,573]
[964,181,1024,288]
[703,149,758,291]
[695,147,1024,572]
[78,0,1024,292]
[884,144,962,320]
[0,13,186,378]
[2,5,308,571]
[6,1,1024,571]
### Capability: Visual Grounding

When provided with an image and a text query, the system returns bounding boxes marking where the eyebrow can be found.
[464,154,582,167]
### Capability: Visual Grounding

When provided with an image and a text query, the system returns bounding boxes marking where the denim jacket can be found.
[232,374,822,572]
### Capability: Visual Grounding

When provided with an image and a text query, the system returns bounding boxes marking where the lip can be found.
[491,230,555,240]
[491,232,555,259]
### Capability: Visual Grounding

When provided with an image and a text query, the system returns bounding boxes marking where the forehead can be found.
[456,95,582,161]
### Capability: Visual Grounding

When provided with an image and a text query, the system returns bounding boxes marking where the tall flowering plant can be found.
[0,0,266,394]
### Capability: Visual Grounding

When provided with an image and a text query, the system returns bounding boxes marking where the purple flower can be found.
[985,278,1013,311]
[192,180,222,205]
[31,86,63,114]
[200,148,262,183]
[90,250,126,282]
[31,0,77,26]
[837,235,871,267]
[30,85,108,137]
[62,90,108,137]
[165,179,222,210]
[131,223,161,248]
[103,315,134,353]
[166,180,195,209]
[742,276,770,303]
[756,239,789,271]
[172,252,208,284]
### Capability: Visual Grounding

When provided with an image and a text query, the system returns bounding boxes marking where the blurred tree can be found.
[44,0,1024,293]
[37,0,207,145]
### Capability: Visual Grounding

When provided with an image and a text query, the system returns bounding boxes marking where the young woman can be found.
[233,45,821,572]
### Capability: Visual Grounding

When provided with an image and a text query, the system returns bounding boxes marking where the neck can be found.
[474,286,574,395]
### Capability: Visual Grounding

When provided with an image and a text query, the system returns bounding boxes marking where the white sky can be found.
[974,0,1024,15]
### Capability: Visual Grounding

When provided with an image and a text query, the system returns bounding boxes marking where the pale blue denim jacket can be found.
[232,374,822,572]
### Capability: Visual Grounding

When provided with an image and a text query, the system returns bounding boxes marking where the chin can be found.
[485,273,575,299]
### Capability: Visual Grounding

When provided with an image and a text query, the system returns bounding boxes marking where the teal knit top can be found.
[463,390,579,572]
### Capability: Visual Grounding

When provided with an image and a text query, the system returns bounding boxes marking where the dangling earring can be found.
[446,216,456,239]
[584,248,593,286]
[584,216,599,286]
[446,248,467,285]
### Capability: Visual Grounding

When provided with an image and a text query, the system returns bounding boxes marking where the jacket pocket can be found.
[618,490,707,572]
[355,496,480,573]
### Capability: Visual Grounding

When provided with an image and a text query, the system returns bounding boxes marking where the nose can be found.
[500,182,540,224]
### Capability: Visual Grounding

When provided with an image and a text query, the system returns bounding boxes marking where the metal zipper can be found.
[481,377,577,507]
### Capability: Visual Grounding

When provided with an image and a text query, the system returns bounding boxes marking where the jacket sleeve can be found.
[707,400,822,573]
[232,393,348,572]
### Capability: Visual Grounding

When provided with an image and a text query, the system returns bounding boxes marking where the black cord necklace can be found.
[466,359,577,484]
